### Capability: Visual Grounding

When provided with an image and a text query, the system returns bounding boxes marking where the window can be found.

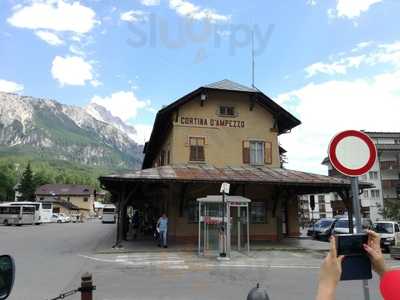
[364,190,369,198]
[22,206,35,214]
[369,171,378,180]
[83,197,88,202]
[189,137,205,162]
[167,150,170,165]
[250,202,266,223]
[160,150,166,166]
[318,195,326,213]
[334,194,339,201]
[219,105,235,116]
[243,141,272,165]
[395,224,400,233]
[250,141,264,165]
[371,189,380,198]
[42,203,52,209]
[320,213,326,218]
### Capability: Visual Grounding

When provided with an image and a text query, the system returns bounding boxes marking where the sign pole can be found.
[220,190,226,257]
[350,176,370,300]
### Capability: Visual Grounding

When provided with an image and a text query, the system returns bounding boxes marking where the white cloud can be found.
[307,0,317,6]
[329,0,383,19]
[169,0,230,23]
[7,0,98,34]
[90,79,102,87]
[131,124,153,144]
[34,30,63,46]
[277,71,400,174]
[305,41,400,77]
[90,91,149,121]
[69,44,85,56]
[0,79,24,93]
[141,0,160,6]
[51,56,94,86]
[120,10,148,23]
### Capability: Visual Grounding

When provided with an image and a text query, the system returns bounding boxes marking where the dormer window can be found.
[219,106,235,117]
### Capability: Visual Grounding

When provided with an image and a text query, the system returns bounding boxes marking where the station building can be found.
[100,79,360,245]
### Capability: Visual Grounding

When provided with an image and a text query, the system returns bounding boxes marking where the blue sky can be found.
[1,0,400,173]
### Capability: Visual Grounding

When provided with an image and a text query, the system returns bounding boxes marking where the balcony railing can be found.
[380,160,399,170]
[382,179,400,189]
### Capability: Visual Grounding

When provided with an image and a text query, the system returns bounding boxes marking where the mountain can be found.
[85,102,137,142]
[0,92,144,170]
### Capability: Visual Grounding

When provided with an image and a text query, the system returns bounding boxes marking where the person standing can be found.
[157,213,168,248]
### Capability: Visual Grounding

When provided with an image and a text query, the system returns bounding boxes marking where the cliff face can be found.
[0,92,144,170]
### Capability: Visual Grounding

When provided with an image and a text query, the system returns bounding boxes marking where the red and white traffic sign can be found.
[328,130,377,177]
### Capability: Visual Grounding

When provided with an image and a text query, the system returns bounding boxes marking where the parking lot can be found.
[2,221,399,300]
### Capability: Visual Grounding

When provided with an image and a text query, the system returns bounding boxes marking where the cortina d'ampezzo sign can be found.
[179,116,245,128]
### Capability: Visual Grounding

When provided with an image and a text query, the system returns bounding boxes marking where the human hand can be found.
[363,230,387,277]
[316,236,344,300]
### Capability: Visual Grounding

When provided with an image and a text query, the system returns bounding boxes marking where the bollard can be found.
[247,283,270,300]
[80,273,96,300]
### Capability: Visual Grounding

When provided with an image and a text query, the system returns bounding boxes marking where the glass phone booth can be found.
[197,195,251,257]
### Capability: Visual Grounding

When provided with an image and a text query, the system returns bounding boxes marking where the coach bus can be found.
[9,201,53,224]
[0,204,35,226]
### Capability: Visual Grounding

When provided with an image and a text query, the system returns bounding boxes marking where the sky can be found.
[1,0,400,174]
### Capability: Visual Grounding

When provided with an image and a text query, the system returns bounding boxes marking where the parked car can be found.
[51,213,63,223]
[52,213,70,223]
[70,213,81,223]
[306,220,320,237]
[332,217,372,234]
[313,218,337,241]
[374,221,400,252]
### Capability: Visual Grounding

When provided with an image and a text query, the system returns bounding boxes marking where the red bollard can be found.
[80,273,95,300]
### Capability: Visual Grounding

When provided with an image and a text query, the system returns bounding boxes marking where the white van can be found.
[0,205,35,226]
[102,205,116,224]
[374,221,400,251]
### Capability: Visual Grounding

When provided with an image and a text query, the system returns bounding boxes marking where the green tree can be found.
[378,199,400,221]
[18,163,36,201]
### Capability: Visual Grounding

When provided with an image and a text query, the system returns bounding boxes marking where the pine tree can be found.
[18,163,36,201]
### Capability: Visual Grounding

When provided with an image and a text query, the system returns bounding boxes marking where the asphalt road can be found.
[1,221,398,300]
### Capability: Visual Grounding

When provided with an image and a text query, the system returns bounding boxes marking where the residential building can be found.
[36,184,96,218]
[302,131,400,223]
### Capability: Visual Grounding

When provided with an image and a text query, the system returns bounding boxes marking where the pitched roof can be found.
[203,79,258,93]
[142,79,301,169]
[36,184,93,196]
[100,164,358,188]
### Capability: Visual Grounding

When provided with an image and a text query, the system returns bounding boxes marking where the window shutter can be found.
[265,141,272,164]
[243,141,250,164]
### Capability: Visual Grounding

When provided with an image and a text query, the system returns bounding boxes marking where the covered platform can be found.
[99,164,368,248]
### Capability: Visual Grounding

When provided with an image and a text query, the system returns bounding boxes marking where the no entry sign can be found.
[329,130,377,177]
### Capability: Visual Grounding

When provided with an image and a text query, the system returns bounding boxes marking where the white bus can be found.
[9,201,53,224]
[0,205,35,226]
[102,205,116,224]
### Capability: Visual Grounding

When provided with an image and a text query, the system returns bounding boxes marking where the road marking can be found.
[206,263,320,269]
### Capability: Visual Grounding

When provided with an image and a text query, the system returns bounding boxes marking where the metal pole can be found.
[351,177,370,300]
[198,202,201,256]
[246,203,250,254]
[220,191,226,257]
